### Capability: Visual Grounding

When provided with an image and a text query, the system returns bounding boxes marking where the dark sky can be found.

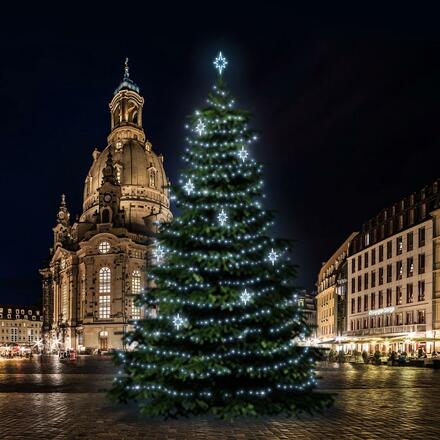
[1,3,440,305]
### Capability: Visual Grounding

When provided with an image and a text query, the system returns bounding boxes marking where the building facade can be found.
[298,290,317,338]
[346,179,440,354]
[0,306,43,346]
[40,62,171,352]
[316,233,357,344]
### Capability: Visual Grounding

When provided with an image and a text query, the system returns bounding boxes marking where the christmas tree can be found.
[111,52,333,419]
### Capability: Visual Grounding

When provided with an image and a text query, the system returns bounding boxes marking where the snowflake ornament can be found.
[213,51,228,75]
[217,209,228,226]
[153,245,165,264]
[240,289,253,305]
[183,179,195,195]
[195,119,206,136]
[268,248,280,266]
[238,147,249,162]
[172,313,186,330]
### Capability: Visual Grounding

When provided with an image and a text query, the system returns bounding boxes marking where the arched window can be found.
[149,170,156,188]
[131,270,142,319]
[132,270,142,294]
[101,208,111,224]
[113,104,121,127]
[127,100,138,124]
[115,164,123,183]
[89,175,93,195]
[62,282,68,320]
[99,267,111,293]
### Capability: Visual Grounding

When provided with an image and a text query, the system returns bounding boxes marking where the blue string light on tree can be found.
[111,49,331,419]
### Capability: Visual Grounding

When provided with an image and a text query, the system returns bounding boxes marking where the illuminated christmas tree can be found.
[111,52,333,418]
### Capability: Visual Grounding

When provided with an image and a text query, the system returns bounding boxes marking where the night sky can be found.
[1,4,440,305]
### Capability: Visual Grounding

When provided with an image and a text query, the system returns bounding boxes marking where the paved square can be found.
[0,358,438,439]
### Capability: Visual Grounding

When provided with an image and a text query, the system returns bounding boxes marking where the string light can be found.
[113,51,320,417]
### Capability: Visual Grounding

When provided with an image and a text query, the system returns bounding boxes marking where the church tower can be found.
[40,61,171,351]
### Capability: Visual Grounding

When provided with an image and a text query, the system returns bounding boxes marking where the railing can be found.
[346,324,427,337]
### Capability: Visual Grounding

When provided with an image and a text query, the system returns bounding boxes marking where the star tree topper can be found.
[213,51,228,75]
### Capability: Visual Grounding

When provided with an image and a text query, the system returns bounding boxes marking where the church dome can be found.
[80,62,171,234]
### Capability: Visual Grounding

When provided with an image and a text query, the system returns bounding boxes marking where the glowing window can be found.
[98,241,111,254]
[149,170,156,188]
[132,270,142,294]
[62,283,68,320]
[132,299,141,320]
[99,267,111,293]
[99,296,111,319]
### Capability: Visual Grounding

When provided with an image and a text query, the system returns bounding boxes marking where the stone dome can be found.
[81,140,171,234]
[79,65,171,235]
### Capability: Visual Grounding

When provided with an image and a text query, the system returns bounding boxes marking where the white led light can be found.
[213,51,228,75]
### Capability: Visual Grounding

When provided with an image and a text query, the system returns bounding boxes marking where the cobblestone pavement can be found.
[0,359,439,439]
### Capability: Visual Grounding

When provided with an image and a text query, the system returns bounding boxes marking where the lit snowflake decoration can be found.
[217,209,228,226]
[195,119,206,136]
[268,248,280,266]
[240,289,253,305]
[238,147,249,162]
[153,245,165,264]
[172,313,186,330]
[213,51,228,75]
[183,178,195,195]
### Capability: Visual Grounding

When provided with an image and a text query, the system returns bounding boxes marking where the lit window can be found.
[132,299,141,320]
[99,267,111,293]
[98,241,111,254]
[132,270,142,294]
[149,170,156,188]
[99,295,111,319]
[131,270,142,319]
[62,282,68,320]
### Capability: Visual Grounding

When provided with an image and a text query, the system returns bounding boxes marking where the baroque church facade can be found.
[40,62,172,351]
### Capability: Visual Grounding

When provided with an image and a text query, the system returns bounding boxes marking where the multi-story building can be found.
[40,61,172,352]
[298,290,317,338]
[347,179,440,354]
[316,233,357,345]
[0,305,43,346]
